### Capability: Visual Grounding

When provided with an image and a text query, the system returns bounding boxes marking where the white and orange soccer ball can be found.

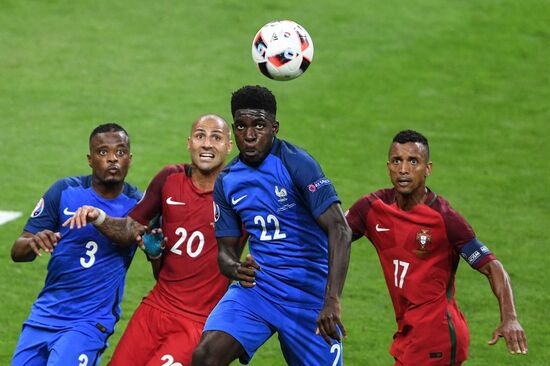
[251,20,314,81]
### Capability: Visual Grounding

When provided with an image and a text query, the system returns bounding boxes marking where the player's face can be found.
[88,131,132,185]
[387,142,432,196]
[232,109,279,167]
[187,117,232,174]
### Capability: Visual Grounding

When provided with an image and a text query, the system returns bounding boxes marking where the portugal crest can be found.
[413,228,432,258]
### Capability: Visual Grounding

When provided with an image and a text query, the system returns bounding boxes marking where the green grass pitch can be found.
[1,1,548,365]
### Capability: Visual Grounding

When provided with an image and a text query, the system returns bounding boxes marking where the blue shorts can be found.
[204,284,343,365]
[11,321,108,366]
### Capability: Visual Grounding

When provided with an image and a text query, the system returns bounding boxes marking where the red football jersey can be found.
[346,188,495,365]
[130,164,230,321]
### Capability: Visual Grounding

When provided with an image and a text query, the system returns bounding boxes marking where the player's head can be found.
[231,85,279,167]
[88,123,132,186]
[387,130,432,196]
[188,114,232,175]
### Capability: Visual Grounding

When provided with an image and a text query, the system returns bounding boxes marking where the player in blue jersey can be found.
[191,85,352,366]
[10,123,141,366]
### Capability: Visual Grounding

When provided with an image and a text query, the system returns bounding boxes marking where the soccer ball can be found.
[252,20,314,81]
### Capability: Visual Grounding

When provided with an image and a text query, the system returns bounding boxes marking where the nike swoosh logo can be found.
[375,224,390,232]
[63,208,76,216]
[166,197,186,205]
[231,195,247,205]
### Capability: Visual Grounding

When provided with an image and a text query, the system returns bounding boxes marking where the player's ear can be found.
[272,120,279,135]
[187,136,191,151]
[87,154,92,168]
[425,161,432,177]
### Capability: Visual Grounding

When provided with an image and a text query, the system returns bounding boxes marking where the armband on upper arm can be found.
[460,238,493,268]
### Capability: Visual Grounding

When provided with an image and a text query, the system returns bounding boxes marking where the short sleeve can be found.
[213,174,242,238]
[129,165,177,225]
[281,143,340,219]
[23,179,64,234]
[346,196,370,241]
[434,197,496,268]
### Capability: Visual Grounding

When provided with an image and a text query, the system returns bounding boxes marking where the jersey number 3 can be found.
[80,241,98,268]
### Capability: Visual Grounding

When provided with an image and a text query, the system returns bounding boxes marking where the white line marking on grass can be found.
[0,211,22,225]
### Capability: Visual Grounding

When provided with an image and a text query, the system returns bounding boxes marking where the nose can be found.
[107,151,118,162]
[398,162,409,174]
[244,127,256,142]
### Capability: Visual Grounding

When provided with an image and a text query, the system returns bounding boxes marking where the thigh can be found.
[109,303,161,366]
[11,324,50,366]
[202,285,274,364]
[278,306,343,366]
[48,324,107,366]
[145,313,204,366]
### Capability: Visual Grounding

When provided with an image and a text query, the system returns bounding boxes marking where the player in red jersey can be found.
[64,114,234,365]
[346,130,527,366]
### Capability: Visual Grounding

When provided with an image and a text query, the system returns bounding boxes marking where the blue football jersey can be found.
[214,138,340,308]
[23,175,142,334]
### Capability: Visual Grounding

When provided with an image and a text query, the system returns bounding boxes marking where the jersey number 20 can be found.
[171,227,205,257]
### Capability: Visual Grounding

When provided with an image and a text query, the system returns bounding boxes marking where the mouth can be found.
[199,152,215,161]
[107,166,120,174]
[396,178,411,187]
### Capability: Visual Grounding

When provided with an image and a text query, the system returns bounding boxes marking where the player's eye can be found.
[99,150,108,156]
[392,159,400,164]
[235,124,245,131]
[213,135,222,141]
[116,149,126,156]
[411,159,418,165]
[255,123,265,130]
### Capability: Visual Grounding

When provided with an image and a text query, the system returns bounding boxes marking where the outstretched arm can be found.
[11,230,61,262]
[63,205,147,245]
[316,202,352,345]
[478,259,528,354]
[217,236,257,287]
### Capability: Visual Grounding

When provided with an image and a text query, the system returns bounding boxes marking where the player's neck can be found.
[190,165,222,191]
[92,180,124,199]
[395,187,427,211]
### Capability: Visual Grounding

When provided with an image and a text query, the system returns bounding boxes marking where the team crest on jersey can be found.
[413,228,432,258]
[213,202,220,222]
[275,185,287,202]
[30,197,45,218]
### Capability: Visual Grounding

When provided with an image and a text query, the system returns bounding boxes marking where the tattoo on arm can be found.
[96,216,145,245]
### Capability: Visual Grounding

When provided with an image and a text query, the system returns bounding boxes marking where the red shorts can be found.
[109,302,205,366]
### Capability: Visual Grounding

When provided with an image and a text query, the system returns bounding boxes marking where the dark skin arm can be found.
[478,259,528,354]
[63,205,146,246]
[315,202,352,345]
[11,230,62,262]
[149,256,162,281]
[217,236,257,287]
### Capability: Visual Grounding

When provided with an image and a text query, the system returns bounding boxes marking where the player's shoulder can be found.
[49,175,92,193]
[122,181,143,201]
[426,190,471,226]
[350,188,394,212]
[157,163,188,177]
[273,138,317,166]
[427,190,460,216]
[218,155,241,180]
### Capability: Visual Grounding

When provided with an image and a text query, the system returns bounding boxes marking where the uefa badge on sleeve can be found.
[413,228,432,259]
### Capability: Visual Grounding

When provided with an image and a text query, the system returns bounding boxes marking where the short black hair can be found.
[231,85,277,117]
[391,130,429,159]
[89,123,130,147]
